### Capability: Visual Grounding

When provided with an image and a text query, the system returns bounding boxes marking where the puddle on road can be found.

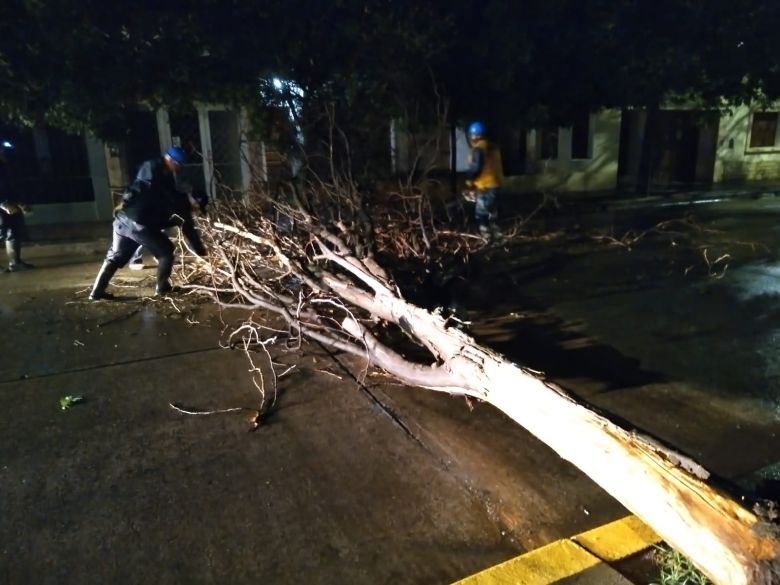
[730,259,780,300]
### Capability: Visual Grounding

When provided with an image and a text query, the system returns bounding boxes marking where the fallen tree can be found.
[177,160,780,585]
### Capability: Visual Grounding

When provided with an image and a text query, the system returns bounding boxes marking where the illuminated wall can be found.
[714,105,780,184]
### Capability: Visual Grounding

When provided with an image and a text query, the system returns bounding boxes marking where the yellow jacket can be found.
[468,138,503,190]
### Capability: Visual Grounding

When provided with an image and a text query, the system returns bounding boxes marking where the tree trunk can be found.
[202,195,780,585]
[331,271,780,585]
[637,105,660,196]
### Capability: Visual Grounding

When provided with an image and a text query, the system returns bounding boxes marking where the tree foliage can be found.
[435,0,780,127]
[0,0,441,142]
[2,0,780,140]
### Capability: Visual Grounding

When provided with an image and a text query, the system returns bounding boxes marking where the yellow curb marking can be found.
[452,515,662,585]
[453,539,600,585]
[573,515,661,562]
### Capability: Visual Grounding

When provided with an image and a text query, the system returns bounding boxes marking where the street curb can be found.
[22,238,110,260]
[451,516,661,585]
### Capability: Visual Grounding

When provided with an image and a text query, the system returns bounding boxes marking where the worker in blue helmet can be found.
[465,121,503,242]
[89,146,207,300]
[0,140,34,272]
[127,146,192,270]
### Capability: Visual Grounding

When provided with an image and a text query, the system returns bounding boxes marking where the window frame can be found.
[746,111,780,153]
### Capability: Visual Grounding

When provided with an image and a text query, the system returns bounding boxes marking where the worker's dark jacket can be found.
[118,158,206,255]
[0,161,13,206]
[0,160,27,242]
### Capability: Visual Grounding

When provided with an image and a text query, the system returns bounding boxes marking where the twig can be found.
[169,402,263,431]
[316,369,344,380]
[169,402,245,415]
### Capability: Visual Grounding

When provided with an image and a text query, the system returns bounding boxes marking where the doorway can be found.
[159,106,247,201]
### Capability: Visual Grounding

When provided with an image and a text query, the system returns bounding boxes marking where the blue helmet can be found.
[0,140,13,162]
[165,146,187,166]
[467,121,486,138]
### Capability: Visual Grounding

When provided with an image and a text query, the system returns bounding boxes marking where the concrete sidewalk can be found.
[503,183,780,218]
[22,220,111,261]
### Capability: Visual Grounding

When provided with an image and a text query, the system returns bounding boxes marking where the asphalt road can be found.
[3,197,779,584]
[0,258,627,585]
[463,197,780,489]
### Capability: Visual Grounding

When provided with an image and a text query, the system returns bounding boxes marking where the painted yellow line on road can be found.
[452,516,661,585]
[453,539,600,585]
[573,515,661,562]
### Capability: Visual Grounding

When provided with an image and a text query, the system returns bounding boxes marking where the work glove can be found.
[187,192,209,214]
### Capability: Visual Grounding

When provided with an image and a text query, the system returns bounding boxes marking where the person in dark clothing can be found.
[89,146,207,300]
[0,140,34,272]
[128,183,209,270]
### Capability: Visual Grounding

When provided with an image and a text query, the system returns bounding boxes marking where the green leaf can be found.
[59,395,85,410]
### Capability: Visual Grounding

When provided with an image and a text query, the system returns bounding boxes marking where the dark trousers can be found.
[474,189,498,228]
[107,216,174,283]
[0,209,27,242]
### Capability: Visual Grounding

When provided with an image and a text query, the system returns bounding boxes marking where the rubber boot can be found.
[6,239,33,271]
[89,261,120,300]
[155,280,173,295]
[154,253,175,295]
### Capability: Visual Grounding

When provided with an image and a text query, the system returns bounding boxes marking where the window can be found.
[749,112,779,149]
[571,113,591,159]
[534,114,592,162]
[498,128,527,175]
[0,123,93,204]
[208,110,243,198]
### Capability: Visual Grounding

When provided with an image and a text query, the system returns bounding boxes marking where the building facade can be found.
[714,105,780,185]
[1,105,259,227]
[6,104,780,228]
[392,111,623,194]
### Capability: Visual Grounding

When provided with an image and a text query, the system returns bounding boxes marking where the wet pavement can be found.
[2,196,780,584]
[463,198,780,488]
[0,258,626,585]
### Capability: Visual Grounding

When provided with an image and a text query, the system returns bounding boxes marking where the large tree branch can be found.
[180,174,780,585]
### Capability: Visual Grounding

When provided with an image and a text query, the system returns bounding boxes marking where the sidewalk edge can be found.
[451,515,661,585]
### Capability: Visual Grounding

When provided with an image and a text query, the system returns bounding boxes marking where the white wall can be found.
[453,127,470,171]
[714,105,780,184]
[391,110,621,193]
[504,110,621,193]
